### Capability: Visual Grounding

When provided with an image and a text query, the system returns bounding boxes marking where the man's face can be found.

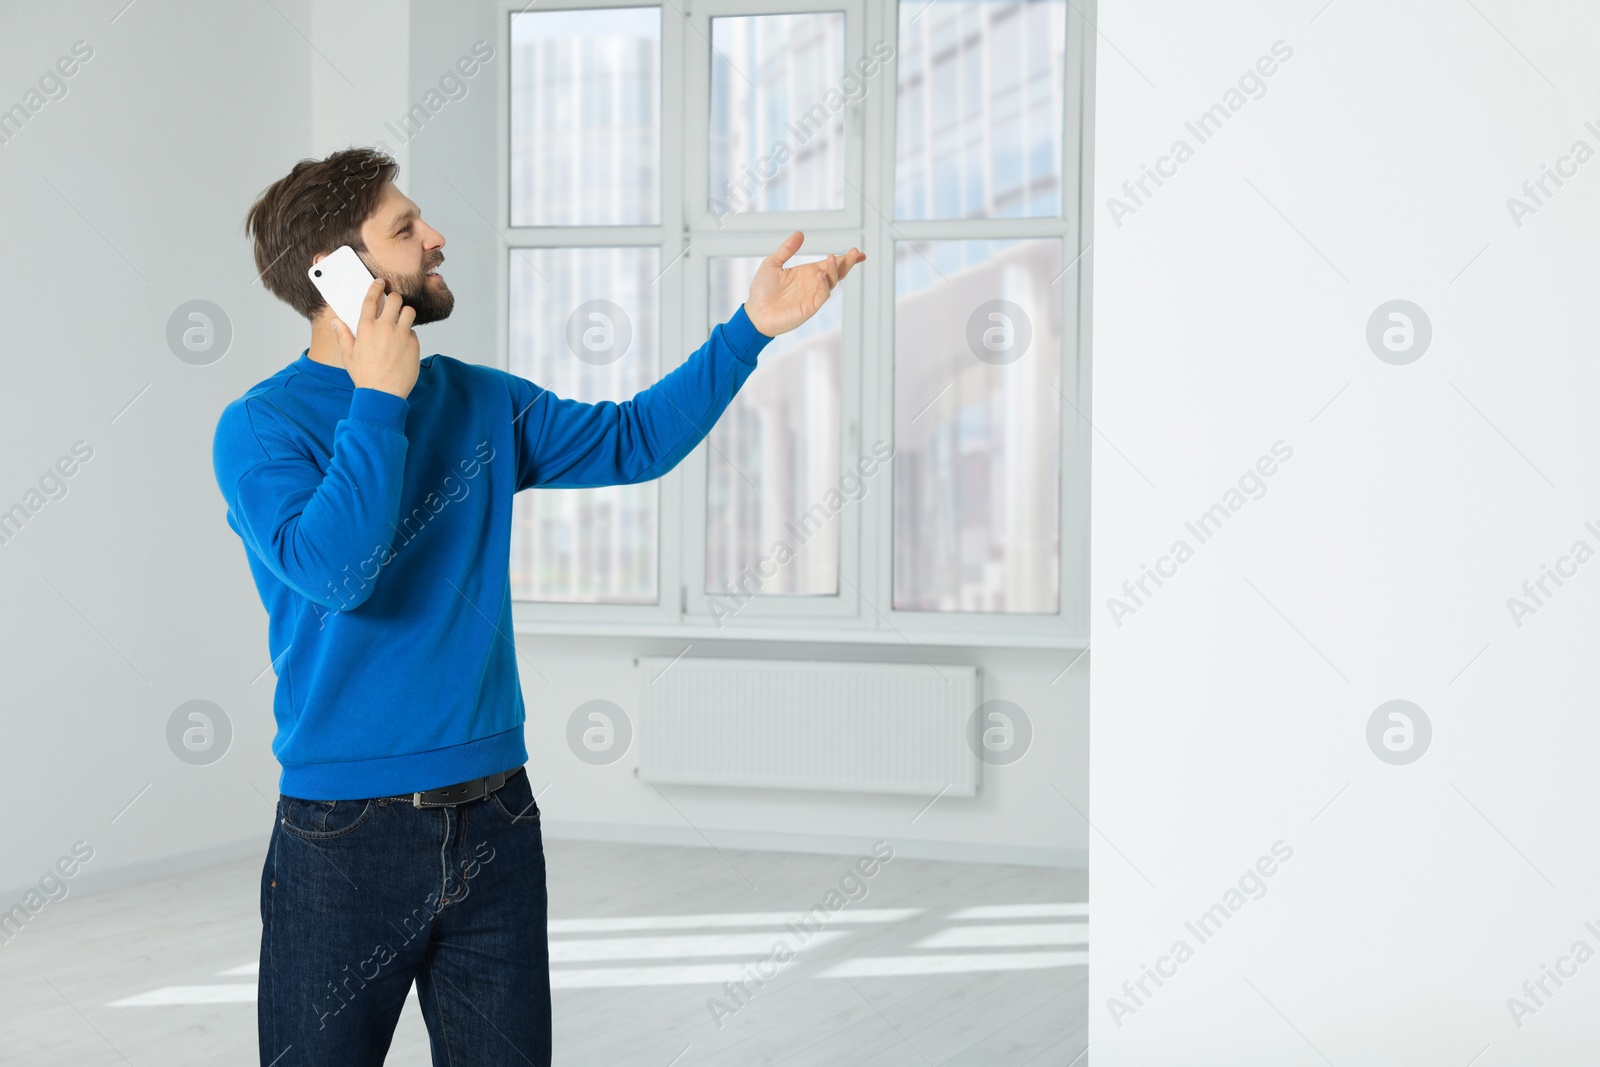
[350,181,453,326]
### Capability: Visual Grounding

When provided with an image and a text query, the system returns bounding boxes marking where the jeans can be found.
[258,766,551,1066]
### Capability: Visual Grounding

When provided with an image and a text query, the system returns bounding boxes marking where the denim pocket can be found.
[489,768,539,826]
[278,795,375,841]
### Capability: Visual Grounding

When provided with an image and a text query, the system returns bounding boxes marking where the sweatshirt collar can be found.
[291,349,354,388]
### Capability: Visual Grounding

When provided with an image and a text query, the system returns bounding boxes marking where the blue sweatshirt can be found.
[213,303,772,800]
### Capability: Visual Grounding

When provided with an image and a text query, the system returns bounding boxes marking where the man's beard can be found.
[363,255,454,325]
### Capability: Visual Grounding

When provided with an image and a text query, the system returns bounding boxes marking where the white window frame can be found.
[497,0,1092,650]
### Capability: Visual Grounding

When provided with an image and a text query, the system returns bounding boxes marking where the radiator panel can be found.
[636,657,980,797]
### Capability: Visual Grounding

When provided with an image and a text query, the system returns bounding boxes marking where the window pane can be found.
[509,248,660,603]
[893,239,1061,612]
[895,0,1066,220]
[705,257,842,596]
[709,14,846,220]
[511,8,661,226]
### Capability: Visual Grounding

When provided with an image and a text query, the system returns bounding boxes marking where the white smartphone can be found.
[307,245,377,338]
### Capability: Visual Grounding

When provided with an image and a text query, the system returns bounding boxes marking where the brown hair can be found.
[243,147,397,321]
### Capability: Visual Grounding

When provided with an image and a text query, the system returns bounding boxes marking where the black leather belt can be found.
[381,765,523,809]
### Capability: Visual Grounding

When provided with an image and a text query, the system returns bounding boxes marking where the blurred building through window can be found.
[511,7,662,227]
[895,0,1065,220]
[710,13,847,216]
[893,238,1062,613]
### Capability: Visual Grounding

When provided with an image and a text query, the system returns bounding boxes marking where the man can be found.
[212,147,863,1066]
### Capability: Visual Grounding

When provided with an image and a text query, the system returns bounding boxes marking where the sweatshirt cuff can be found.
[729,303,776,364]
[347,387,410,431]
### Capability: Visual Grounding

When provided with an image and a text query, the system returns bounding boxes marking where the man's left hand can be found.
[744,231,866,338]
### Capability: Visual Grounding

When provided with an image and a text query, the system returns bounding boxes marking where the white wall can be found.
[1092,0,1600,1060]
[0,1,314,895]
[311,1,411,177]
[0,0,426,899]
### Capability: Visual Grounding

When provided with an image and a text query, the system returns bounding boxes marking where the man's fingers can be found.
[331,317,351,354]
[766,230,804,268]
[359,278,385,321]
[835,248,864,281]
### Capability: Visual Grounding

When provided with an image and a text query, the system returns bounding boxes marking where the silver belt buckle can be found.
[412,785,477,808]
[409,769,508,808]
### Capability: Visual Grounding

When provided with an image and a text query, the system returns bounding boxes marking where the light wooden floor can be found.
[0,839,1087,1066]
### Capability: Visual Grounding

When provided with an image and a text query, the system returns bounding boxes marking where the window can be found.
[507,8,665,608]
[499,0,1085,644]
[510,7,662,226]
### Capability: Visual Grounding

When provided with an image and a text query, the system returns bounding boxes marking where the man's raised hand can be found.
[744,231,865,338]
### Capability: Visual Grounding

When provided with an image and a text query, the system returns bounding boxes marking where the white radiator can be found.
[635,657,979,797]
